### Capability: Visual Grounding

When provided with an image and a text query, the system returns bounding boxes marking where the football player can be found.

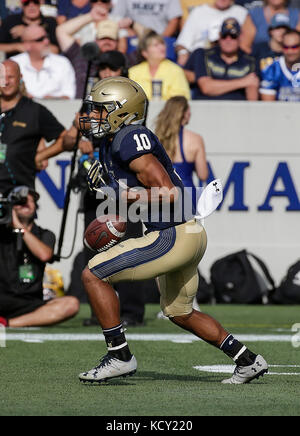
[78,77,268,384]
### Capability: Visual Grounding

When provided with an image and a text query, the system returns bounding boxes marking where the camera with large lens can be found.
[0,187,28,226]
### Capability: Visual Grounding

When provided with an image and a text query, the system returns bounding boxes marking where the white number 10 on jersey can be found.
[133,133,152,151]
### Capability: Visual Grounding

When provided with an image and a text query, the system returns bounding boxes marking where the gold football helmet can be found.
[80,77,148,138]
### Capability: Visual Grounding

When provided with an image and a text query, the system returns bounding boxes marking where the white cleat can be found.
[221,355,268,385]
[79,354,137,384]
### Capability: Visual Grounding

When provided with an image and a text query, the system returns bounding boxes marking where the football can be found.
[84,215,127,253]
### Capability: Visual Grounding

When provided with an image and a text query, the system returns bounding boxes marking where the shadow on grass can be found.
[80,371,218,387]
[137,370,219,383]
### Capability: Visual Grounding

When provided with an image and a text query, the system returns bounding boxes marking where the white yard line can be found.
[193,364,300,376]
[4,333,294,343]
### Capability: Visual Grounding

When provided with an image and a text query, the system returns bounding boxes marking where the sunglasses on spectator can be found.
[22,0,40,6]
[91,0,111,3]
[283,44,300,50]
[27,34,49,43]
[220,34,239,40]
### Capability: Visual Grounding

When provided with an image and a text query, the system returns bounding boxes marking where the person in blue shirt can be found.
[260,29,300,101]
[240,0,300,53]
[56,0,91,25]
[76,76,268,385]
[253,13,291,74]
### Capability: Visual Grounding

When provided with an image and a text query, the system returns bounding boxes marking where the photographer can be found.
[0,186,79,328]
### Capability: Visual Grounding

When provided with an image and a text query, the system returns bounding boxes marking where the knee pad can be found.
[161,298,193,319]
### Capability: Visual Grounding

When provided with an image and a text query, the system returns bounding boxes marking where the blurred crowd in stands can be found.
[1,0,300,102]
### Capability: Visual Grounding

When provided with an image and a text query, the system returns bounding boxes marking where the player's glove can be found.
[86,160,106,193]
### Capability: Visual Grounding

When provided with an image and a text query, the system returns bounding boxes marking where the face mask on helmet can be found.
[79,77,148,139]
[79,99,117,138]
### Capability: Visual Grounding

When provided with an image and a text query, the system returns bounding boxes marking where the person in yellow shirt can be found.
[129,31,191,101]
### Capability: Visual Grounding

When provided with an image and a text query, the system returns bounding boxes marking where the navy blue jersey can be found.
[194,47,258,100]
[97,125,195,232]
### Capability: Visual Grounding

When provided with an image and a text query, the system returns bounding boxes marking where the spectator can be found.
[11,24,76,99]
[56,3,109,50]
[68,1,121,47]
[0,0,59,58]
[183,20,222,96]
[193,18,259,100]
[175,0,248,66]
[111,0,183,38]
[96,49,128,78]
[253,13,291,73]
[155,96,208,207]
[39,0,58,18]
[179,1,215,30]
[260,29,300,101]
[0,186,79,328]
[129,31,191,101]
[240,0,300,53]
[235,0,263,9]
[56,5,125,98]
[56,0,91,25]
[0,60,66,195]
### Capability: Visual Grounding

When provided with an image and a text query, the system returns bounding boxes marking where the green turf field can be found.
[1,304,300,417]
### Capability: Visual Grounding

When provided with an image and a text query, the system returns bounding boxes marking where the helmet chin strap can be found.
[113,112,139,134]
[94,111,144,137]
[124,113,138,126]
[131,118,145,125]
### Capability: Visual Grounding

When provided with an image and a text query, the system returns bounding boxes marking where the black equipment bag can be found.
[210,250,275,304]
[271,260,300,304]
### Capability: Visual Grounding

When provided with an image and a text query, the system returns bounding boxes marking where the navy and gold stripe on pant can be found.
[88,220,207,317]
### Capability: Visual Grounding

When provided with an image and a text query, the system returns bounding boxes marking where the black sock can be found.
[220,334,257,366]
[102,323,132,362]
